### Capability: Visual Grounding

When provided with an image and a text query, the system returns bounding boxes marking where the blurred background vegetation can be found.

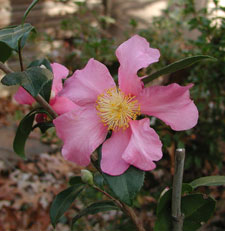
[0,0,224,230]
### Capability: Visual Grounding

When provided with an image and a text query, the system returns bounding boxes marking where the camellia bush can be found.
[0,1,224,231]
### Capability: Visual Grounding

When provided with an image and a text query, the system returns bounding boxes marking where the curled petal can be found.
[60,58,115,105]
[14,87,35,105]
[101,129,131,176]
[116,35,160,96]
[137,83,199,131]
[51,63,69,94]
[122,118,163,171]
[50,96,78,115]
[53,105,108,166]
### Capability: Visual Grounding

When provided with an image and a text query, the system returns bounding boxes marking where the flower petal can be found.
[60,58,115,105]
[116,35,160,96]
[101,129,131,176]
[14,87,35,105]
[51,63,69,94]
[50,96,78,115]
[122,118,163,171]
[53,105,108,166]
[137,83,199,131]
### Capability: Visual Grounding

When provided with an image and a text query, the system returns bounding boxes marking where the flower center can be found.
[96,87,141,131]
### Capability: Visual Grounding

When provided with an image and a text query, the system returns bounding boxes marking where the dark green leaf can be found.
[0,23,34,51]
[72,201,119,226]
[13,110,36,158]
[1,67,53,97]
[102,166,145,205]
[32,121,54,133]
[69,176,83,186]
[50,184,84,228]
[39,79,52,102]
[143,55,216,84]
[0,42,12,63]
[27,58,52,71]
[190,176,225,189]
[13,108,49,158]
[23,0,39,24]
[182,194,216,231]
[94,172,105,188]
[154,184,193,231]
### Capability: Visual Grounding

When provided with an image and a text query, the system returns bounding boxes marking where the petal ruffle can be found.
[14,87,35,105]
[122,118,162,171]
[116,35,160,96]
[50,96,78,115]
[51,63,69,94]
[101,129,131,176]
[137,83,199,131]
[53,105,108,166]
[60,58,115,105]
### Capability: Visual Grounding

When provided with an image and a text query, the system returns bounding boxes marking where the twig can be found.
[0,61,57,119]
[171,148,185,231]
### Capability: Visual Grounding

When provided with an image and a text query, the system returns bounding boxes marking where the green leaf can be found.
[102,166,145,205]
[27,58,52,71]
[0,23,34,51]
[50,184,84,228]
[13,110,36,158]
[182,194,216,231]
[190,176,225,189]
[143,55,216,84]
[72,201,119,226]
[69,176,83,186]
[23,0,39,24]
[94,172,105,188]
[0,42,12,63]
[154,184,193,231]
[32,121,54,133]
[39,79,52,102]
[1,67,53,97]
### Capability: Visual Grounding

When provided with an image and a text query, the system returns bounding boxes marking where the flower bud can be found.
[81,169,94,185]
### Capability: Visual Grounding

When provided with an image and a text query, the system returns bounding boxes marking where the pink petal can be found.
[101,129,131,176]
[53,105,108,166]
[51,63,69,94]
[60,58,115,105]
[116,35,160,96]
[122,118,163,171]
[50,96,78,115]
[137,83,199,131]
[14,87,35,105]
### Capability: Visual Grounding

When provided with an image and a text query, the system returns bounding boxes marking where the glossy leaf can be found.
[72,201,119,226]
[182,194,216,231]
[143,55,216,84]
[23,0,39,24]
[0,23,34,51]
[1,67,53,97]
[102,166,145,205]
[190,176,225,189]
[27,58,52,71]
[50,184,84,228]
[0,42,12,63]
[13,110,36,158]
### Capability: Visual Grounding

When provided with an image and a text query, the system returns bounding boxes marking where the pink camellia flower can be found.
[53,35,198,176]
[14,63,77,117]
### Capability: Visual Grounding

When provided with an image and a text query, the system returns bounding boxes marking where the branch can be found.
[171,148,185,231]
[0,61,58,119]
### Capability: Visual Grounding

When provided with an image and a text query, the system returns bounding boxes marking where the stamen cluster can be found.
[96,88,141,131]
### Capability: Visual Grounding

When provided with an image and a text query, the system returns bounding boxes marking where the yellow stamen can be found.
[96,87,141,131]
